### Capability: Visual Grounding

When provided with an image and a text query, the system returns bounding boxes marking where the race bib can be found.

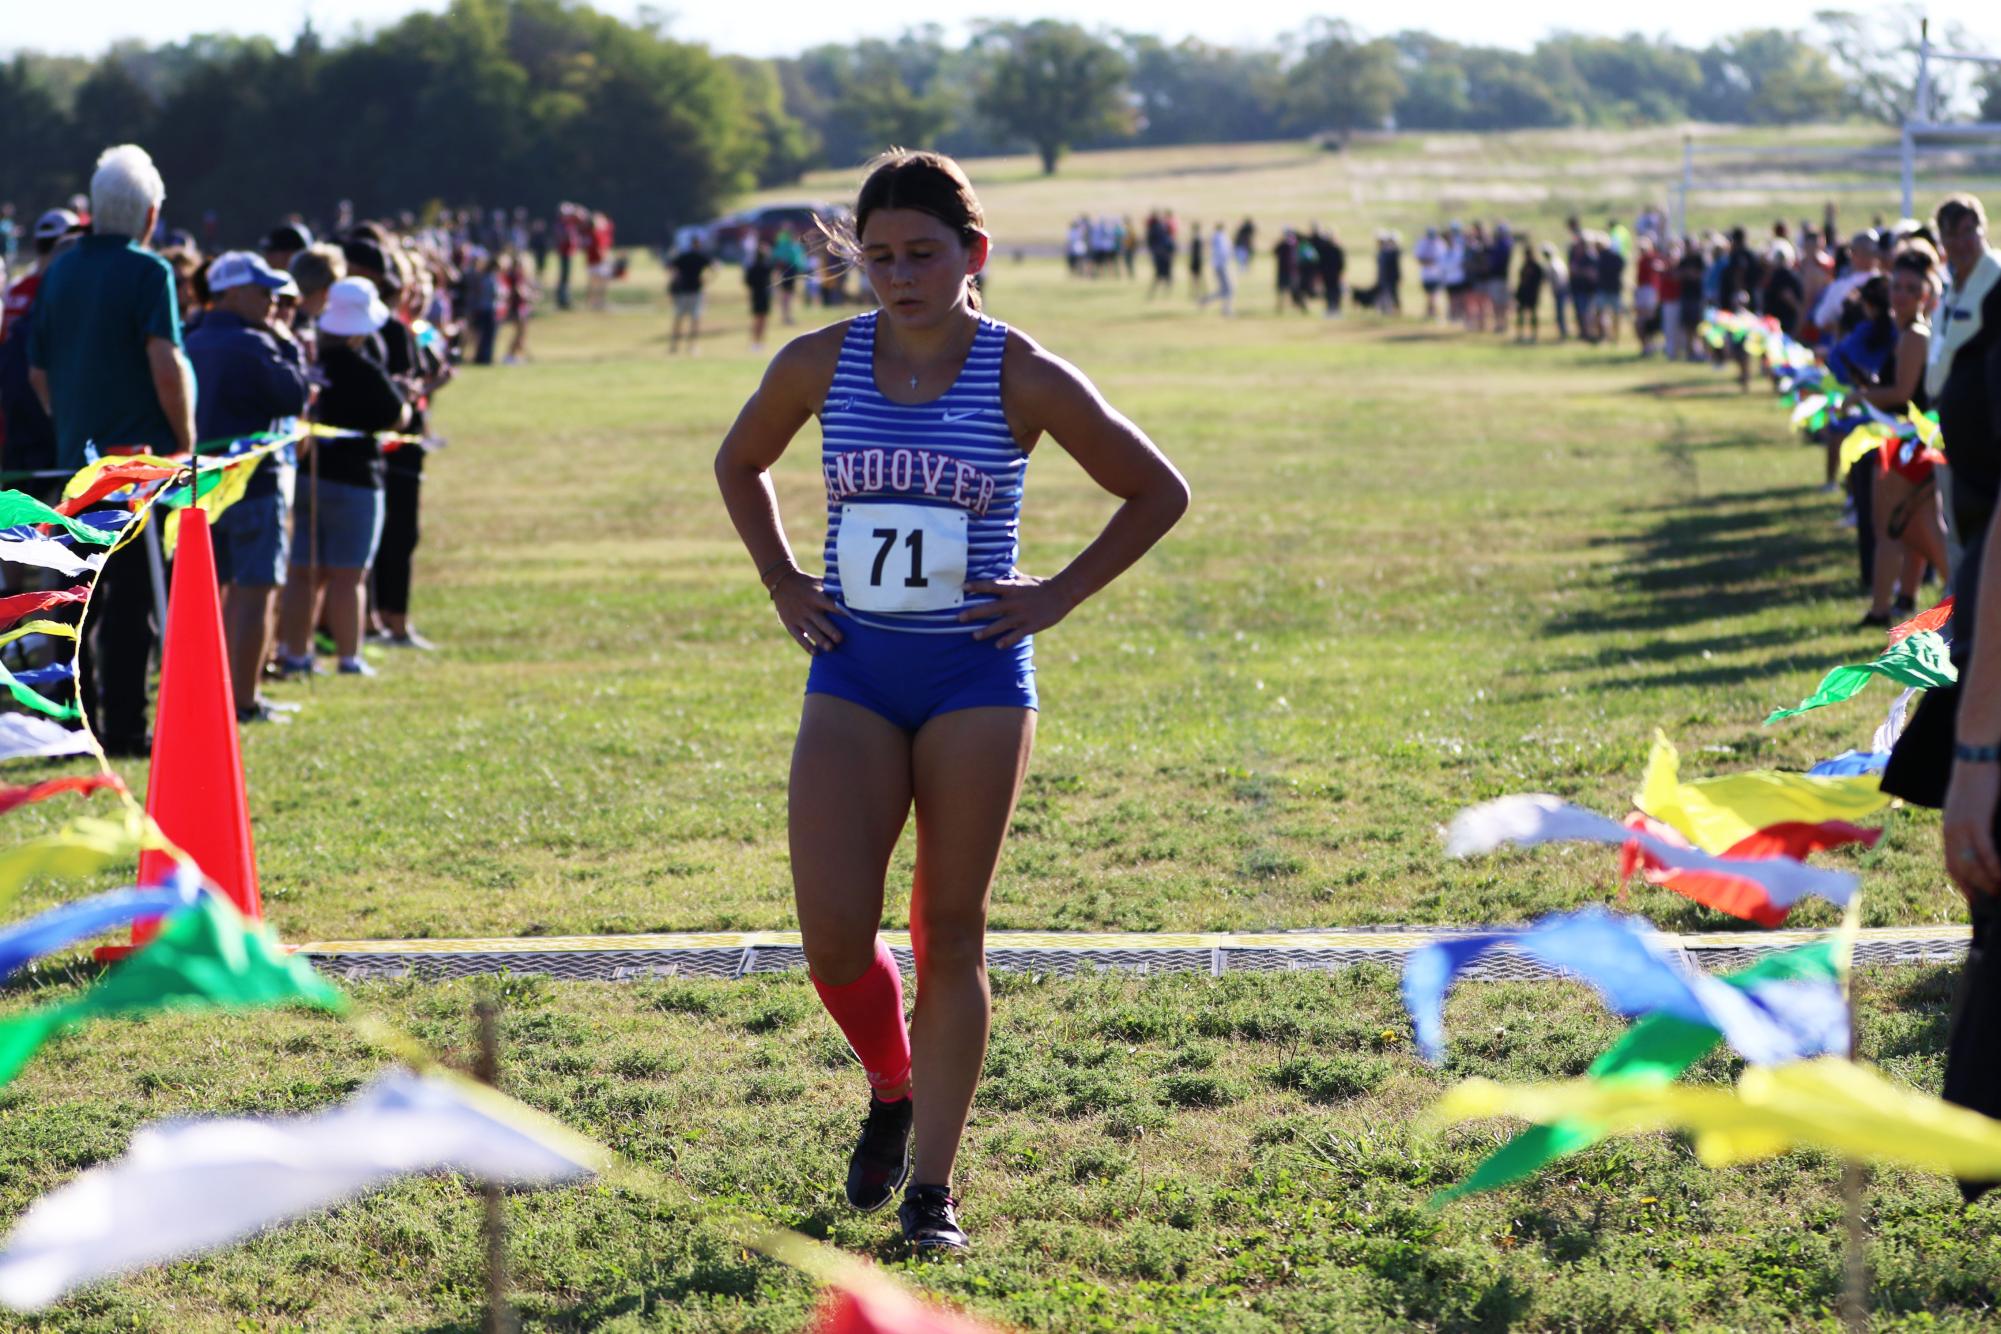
[836,502,968,613]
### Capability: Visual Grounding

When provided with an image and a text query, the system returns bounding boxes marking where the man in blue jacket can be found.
[185,250,312,723]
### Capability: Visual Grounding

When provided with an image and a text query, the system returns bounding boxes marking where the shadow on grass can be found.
[1543,483,1853,651]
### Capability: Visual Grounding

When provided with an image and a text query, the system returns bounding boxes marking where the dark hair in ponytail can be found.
[826,148,988,311]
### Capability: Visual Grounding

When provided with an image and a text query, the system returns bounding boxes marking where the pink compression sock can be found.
[811,936,911,1097]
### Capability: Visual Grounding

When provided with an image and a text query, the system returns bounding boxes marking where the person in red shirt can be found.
[1633,236,1667,357]
[0,209,81,497]
[585,211,614,311]
[1657,240,1685,360]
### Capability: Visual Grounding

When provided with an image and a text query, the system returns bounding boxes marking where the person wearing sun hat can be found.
[274,277,407,679]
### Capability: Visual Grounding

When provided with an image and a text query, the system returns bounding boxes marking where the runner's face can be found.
[859,209,985,326]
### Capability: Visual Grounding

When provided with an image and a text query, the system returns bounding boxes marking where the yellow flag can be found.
[0,620,80,650]
[1434,1057,2001,1179]
[0,812,147,907]
[163,455,264,556]
[1837,424,1892,481]
[1635,731,1889,853]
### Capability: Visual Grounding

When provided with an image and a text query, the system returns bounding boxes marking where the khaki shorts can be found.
[672,292,704,318]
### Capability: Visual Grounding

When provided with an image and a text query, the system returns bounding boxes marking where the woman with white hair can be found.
[275,277,407,678]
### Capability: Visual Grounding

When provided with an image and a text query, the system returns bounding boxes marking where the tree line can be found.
[3,2,1998,242]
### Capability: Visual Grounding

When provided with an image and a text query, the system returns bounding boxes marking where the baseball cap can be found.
[318,277,391,336]
[207,251,291,293]
[33,208,79,241]
[260,222,313,253]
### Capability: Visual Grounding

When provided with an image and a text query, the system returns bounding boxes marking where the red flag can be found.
[55,462,179,517]
[1618,814,1880,926]
[0,773,126,818]
[0,585,90,633]
[812,1277,1005,1333]
[1889,597,1953,646]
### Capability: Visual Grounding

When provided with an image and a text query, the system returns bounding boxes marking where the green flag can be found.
[0,491,117,546]
[1766,630,1957,724]
[1431,941,1838,1205]
[0,895,345,1088]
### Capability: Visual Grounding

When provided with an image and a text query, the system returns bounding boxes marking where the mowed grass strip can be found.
[2,965,1993,1330]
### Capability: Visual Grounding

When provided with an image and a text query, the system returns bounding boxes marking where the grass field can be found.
[0,132,1991,1330]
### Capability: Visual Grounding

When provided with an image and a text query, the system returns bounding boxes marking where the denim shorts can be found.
[212,491,290,587]
[806,615,1036,733]
[289,478,385,571]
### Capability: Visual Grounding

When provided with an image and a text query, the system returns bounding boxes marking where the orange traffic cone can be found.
[96,508,261,960]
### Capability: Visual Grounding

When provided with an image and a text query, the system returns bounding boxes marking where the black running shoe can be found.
[844,1095,912,1212]
[898,1183,967,1253]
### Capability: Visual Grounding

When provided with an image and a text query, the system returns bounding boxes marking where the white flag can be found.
[0,1072,599,1309]
[0,537,104,578]
[1447,793,1856,911]
[0,715,95,762]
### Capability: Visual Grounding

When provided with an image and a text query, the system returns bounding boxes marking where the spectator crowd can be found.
[0,145,614,754]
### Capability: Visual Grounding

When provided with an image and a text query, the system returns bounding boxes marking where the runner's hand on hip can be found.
[960,572,1077,649]
[772,570,844,655]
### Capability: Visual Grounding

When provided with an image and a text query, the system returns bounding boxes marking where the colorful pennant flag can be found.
[0,587,89,634]
[0,537,104,578]
[1807,750,1890,778]
[1447,794,1857,924]
[1616,814,1878,926]
[1767,630,1957,723]
[0,1071,597,1310]
[1635,733,1889,855]
[0,493,118,546]
[57,458,180,514]
[1432,1057,2001,1179]
[0,661,79,722]
[0,774,123,819]
[0,893,343,1091]
[0,716,96,763]
[1400,905,1849,1067]
[1888,598,1953,646]
[0,877,204,980]
[1432,940,1841,1204]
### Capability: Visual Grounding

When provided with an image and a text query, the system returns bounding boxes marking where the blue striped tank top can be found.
[820,311,1027,634]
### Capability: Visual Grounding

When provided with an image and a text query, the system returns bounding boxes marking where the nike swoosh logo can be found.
[941,410,981,423]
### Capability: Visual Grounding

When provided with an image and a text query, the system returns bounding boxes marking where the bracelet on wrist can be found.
[758,557,795,592]
[1957,742,2001,765]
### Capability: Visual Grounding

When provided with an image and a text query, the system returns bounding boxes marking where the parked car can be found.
[703,202,847,263]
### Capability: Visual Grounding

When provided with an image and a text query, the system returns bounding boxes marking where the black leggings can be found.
[373,468,422,616]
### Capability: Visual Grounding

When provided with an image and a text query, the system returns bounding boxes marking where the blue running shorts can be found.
[806,616,1037,732]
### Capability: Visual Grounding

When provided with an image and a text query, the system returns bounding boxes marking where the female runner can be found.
[714,150,1188,1252]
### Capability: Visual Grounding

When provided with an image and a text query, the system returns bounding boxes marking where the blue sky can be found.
[10,0,1999,59]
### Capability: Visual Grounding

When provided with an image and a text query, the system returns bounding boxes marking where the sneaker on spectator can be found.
[236,700,293,726]
[275,652,316,679]
[385,629,436,651]
[337,656,378,677]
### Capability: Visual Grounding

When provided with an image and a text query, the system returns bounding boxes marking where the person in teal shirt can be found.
[27,148,193,470]
[23,145,193,757]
